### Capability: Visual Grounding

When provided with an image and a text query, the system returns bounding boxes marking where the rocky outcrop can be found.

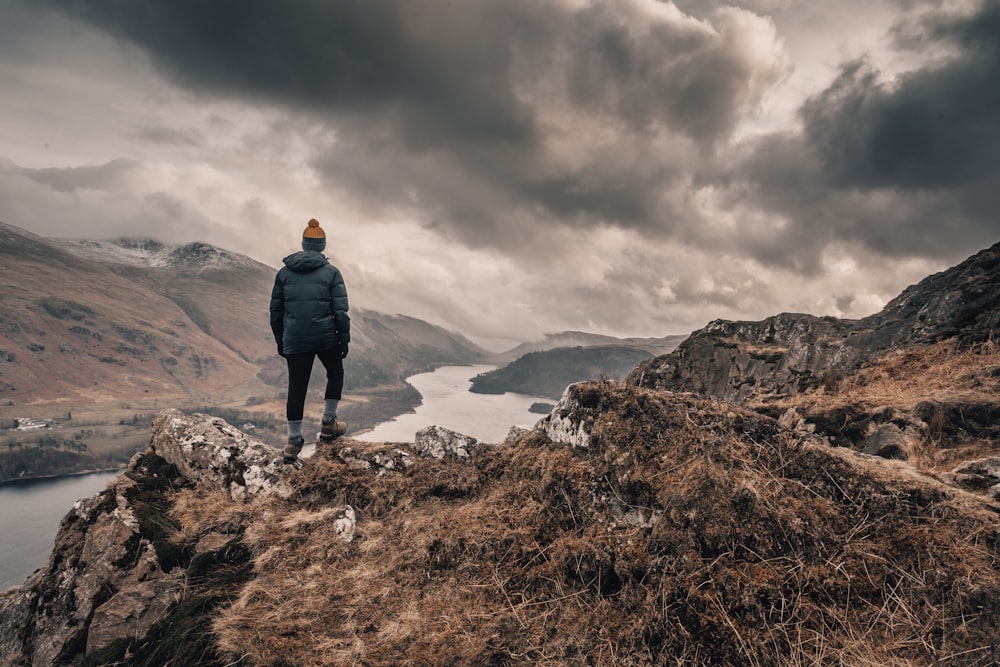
[629,242,1000,402]
[858,243,1000,347]
[0,410,337,666]
[203,381,1000,665]
[414,425,480,458]
[6,386,1000,665]
[150,408,292,500]
[628,314,852,403]
[0,454,189,665]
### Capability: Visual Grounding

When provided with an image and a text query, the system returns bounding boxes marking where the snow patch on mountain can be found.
[55,238,263,271]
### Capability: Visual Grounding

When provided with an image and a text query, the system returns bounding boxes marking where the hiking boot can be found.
[283,436,305,461]
[319,418,347,442]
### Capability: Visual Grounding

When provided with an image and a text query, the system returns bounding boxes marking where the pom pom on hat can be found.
[302,218,327,252]
[303,218,325,238]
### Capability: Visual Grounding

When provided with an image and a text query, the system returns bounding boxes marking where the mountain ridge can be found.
[494,330,687,364]
[53,237,264,272]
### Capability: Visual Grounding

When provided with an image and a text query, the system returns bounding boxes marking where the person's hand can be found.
[339,342,349,359]
[276,340,286,358]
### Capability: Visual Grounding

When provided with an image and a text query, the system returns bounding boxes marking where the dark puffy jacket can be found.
[270,251,350,355]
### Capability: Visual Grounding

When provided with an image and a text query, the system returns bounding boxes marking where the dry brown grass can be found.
[747,340,1000,473]
[168,486,262,544]
[175,382,1000,666]
[757,340,1000,414]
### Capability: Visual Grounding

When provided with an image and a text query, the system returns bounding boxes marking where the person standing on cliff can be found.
[270,218,351,461]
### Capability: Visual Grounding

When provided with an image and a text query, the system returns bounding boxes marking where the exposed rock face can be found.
[0,454,188,665]
[860,243,1000,347]
[629,242,1000,402]
[150,408,292,500]
[0,410,321,666]
[628,314,852,403]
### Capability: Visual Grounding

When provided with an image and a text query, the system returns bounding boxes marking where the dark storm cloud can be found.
[562,3,775,145]
[728,0,1000,265]
[805,1,1000,192]
[32,0,538,146]
[32,0,784,248]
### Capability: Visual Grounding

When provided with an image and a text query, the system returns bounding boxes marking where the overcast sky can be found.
[1,0,997,349]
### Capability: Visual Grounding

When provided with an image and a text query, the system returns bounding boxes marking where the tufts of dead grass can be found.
[759,339,1000,414]
[197,382,1000,666]
[752,340,1000,473]
[168,486,262,544]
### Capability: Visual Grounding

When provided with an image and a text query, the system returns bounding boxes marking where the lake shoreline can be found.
[0,465,128,488]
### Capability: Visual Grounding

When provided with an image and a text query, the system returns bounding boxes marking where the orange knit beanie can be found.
[301,218,327,252]
[303,218,325,238]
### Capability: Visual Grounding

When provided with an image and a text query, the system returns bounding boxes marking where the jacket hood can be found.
[282,250,330,273]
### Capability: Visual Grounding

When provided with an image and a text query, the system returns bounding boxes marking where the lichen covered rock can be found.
[414,424,479,458]
[150,408,291,500]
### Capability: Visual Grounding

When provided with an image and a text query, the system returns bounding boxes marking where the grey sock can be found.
[323,399,340,422]
[287,420,303,439]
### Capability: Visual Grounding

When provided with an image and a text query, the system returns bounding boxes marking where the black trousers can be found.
[285,348,344,421]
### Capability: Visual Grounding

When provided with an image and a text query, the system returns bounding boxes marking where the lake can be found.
[0,472,119,590]
[1,365,553,590]
[357,364,549,442]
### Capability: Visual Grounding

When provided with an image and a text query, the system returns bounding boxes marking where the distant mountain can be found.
[470,345,654,399]
[0,222,258,404]
[53,238,261,272]
[0,221,487,406]
[493,331,685,364]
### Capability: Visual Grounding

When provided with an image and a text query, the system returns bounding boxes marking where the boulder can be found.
[150,408,291,500]
[414,425,479,459]
[535,383,597,450]
[860,423,917,460]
